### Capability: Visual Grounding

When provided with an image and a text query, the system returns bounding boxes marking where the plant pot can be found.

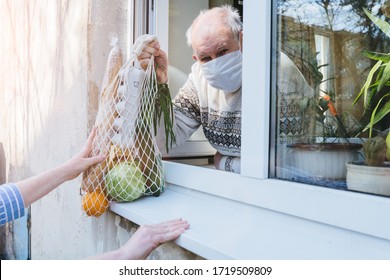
[288,143,363,180]
[346,161,390,196]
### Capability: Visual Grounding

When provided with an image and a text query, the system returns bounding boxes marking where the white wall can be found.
[0,0,198,260]
[0,0,101,259]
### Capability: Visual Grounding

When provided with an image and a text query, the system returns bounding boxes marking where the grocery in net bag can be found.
[81,34,175,217]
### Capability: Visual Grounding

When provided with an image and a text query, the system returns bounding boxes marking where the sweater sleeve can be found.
[0,183,25,226]
[217,155,241,173]
[172,78,202,141]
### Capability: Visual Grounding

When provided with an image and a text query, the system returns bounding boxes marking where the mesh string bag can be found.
[81,34,174,217]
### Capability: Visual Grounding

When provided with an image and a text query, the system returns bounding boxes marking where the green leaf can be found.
[362,50,390,62]
[363,93,390,137]
[372,98,390,124]
[155,83,176,153]
[364,8,390,38]
[378,62,390,91]
[353,60,382,107]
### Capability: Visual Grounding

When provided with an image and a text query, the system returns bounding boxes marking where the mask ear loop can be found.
[238,31,243,52]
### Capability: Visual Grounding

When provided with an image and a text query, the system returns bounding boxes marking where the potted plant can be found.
[346,134,390,196]
[279,51,362,185]
[346,8,390,196]
[288,94,363,183]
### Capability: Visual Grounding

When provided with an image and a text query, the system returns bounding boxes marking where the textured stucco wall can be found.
[0,0,199,260]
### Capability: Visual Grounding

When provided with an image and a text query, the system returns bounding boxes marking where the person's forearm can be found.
[14,127,105,207]
[16,161,75,207]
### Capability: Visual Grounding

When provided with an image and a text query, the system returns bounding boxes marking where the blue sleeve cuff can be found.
[0,183,26,226]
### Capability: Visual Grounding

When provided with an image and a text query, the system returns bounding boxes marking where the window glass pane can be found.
[161,0,244,169]
[164,0,215,166]
[273,1,390,190]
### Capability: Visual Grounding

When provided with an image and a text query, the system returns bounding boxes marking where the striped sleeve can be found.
[0,183,25,226]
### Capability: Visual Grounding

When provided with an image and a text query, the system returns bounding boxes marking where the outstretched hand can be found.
[89,218,190,260]
[64,127,107,181]
[118,218,190,260]
[137,40,169,83]
[16,127,107,207]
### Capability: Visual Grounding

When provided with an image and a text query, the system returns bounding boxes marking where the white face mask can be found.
[201,50,242,93]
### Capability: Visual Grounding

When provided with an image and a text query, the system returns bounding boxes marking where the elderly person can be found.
[138,5,243,173]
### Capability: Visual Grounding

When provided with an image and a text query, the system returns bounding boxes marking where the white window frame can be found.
[110,0,390,259]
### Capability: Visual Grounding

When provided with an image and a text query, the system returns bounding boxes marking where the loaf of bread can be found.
[82,41,123,193]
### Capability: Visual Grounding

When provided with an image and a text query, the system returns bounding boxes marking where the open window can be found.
[149,0,244,167]
[107,0,390,259]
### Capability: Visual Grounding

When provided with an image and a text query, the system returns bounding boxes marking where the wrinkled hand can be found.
[64,127,106,180]
[137,41,169,83]
[214,152,223,170]
[117,218,190,260]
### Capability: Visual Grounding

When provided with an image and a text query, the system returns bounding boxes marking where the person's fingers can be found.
[140,45,159,57]
[138,58,151,69]
[148,218,188,230]
[122,219,189,259]
[85,153,107,167]
[149,218,183,226]
[214,152,222,168]
[137,53,151,60]
[145,45,156,54]
[152,41,160,50]
[137,42,163,62]
[167,226,188,239]
[156,226,188,244]
[165,220,190,234]
[137,49,156,60]
[165,219,190,232]
[145,219,189,244]
[141,219,189,237]
[81,127,97,156]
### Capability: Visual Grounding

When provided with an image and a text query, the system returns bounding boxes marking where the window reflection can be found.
[274,0,390,189]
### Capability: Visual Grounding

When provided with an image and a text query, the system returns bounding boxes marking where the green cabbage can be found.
[105,162,146,202]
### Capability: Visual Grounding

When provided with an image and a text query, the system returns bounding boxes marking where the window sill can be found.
[110,179,390,259]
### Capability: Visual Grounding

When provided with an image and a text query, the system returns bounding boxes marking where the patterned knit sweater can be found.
[162,61,242,172]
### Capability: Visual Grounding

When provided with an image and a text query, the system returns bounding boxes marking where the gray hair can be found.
[185,5,243,47]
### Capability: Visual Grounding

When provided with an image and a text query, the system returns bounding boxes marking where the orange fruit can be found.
[82,190,109,217]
